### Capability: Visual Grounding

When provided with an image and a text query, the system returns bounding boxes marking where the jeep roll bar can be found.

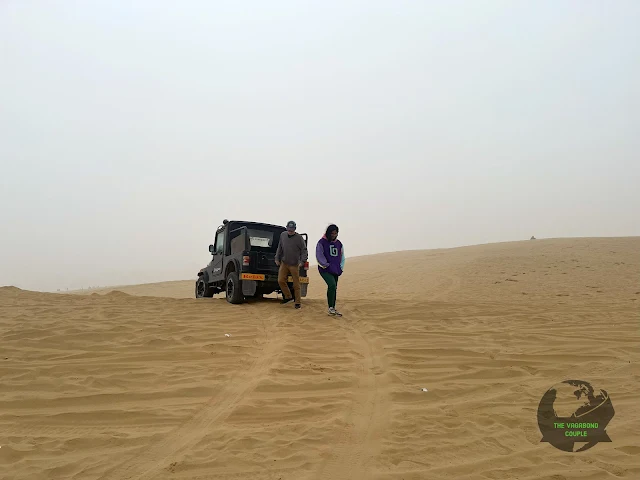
[229,226,250,253]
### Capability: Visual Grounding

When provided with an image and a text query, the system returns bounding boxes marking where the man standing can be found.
[275,220,308,309]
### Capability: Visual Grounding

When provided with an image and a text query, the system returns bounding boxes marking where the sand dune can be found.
[1,237,639,479]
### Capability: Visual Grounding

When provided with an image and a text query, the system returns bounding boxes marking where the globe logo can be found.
[537,380,614,452]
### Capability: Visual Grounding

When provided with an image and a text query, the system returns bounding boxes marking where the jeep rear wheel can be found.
[225,272,244,304]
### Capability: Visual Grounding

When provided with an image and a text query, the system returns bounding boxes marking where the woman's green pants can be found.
[320,271,339,308]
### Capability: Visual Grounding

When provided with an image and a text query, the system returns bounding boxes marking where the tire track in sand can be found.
[311,305,390,480]
[99,307,286,480]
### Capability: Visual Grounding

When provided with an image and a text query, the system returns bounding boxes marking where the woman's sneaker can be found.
[328,307,343,317]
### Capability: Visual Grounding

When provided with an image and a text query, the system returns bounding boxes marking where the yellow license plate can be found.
[240,273,265,281]
[288,276,309,283]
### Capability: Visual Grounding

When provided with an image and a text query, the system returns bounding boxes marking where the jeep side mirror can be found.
[209,244,214,253]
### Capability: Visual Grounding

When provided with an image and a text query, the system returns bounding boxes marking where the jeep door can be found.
[209,229,226,282]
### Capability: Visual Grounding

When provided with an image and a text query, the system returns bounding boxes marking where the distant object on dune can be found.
[530,236,536,240]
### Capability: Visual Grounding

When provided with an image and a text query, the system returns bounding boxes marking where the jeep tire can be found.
[225,272,244,304]
[195,277,214,298]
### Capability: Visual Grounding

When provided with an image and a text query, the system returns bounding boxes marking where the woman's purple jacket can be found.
[316,235,345,276]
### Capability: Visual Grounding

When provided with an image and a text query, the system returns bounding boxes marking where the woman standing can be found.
[316,224,345,316]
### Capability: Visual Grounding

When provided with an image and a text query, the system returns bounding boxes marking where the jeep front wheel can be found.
[195,278,214,298]
[225,272,244,304]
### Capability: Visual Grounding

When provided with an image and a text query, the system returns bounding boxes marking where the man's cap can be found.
[286,220,296,229]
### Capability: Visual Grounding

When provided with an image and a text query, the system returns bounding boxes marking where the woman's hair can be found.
[325,224,339,238]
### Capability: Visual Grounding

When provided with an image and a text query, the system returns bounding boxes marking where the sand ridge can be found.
[1,237,639,479]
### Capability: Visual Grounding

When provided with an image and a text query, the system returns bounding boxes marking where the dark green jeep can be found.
[195,220,309,304]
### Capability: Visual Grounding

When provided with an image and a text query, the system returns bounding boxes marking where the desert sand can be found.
[1,237,638,479]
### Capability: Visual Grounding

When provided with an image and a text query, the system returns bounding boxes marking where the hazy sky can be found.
[1,1,639,292]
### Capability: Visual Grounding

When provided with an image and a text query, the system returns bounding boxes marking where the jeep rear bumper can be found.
[239,273,309,284]
[240,274,308,298]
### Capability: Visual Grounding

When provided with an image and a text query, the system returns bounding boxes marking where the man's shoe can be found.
[295,304,301,309]
[328,307,342,317]
[281,297,293,304]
